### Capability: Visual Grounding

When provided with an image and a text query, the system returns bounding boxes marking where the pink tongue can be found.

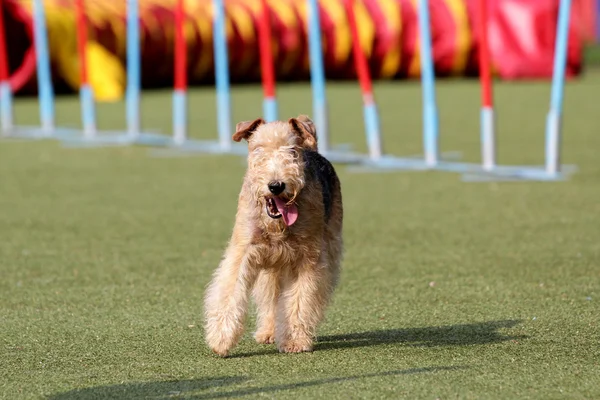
[273,197,298,226]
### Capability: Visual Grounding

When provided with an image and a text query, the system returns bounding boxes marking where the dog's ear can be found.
[232,118,265,142]
[288,115,318,151]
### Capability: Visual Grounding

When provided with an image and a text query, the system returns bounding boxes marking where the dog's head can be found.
[232,115,318,226]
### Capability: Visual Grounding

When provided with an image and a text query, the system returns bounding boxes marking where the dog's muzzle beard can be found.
[265,197,282,219]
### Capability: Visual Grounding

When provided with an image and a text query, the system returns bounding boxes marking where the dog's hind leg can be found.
[204,244,259,357]
[252,269,280,344]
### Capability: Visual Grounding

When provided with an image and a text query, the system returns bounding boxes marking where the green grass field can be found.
[1,68,599,399]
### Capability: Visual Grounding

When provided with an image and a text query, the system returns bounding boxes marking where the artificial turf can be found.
[1,69,599,399]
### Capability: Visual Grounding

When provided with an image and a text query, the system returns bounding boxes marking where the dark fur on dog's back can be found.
[303,150,339,222]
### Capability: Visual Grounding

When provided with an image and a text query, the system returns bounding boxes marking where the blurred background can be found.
[1,0,598,101]
[2,2,600,398]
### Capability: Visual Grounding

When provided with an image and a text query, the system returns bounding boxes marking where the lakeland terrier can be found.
[203,115,343,356]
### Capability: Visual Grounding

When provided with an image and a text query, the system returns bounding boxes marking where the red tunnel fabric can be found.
[0,0,584,96]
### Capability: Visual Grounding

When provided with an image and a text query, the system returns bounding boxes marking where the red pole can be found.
[174,0,187,91]
[74,0,89,85]
[477,0,493,108]
[0,0,10,82]
[343,0,374,102]
[258,0,275,98]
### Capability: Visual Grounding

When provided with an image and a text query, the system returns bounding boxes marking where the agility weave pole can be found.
[344,0,459,171]
[148,0,248,156]
[31,0,56,135]
[461,0,577,181]
[343,0,455,172]
[301,0,362,164]
[172,0,187,145]
[152,0,282,157]
[544,0,571,176]
[61,0,172,147]
[0,0,80,139]
[0,0,72,139]
[158,0,362,161]
[75,0,95,138]
[68,0,245,152]
[418,0,439,168]
[258,0,278,123]
[0,0,578,181]
[448,0,577,180]
[0,0,12,134]
[477,0,496,172]
[349,0,577,181]
[0,0,170,145]
[344,0,382,161]
[156,0,360,160]
[306,0,329,152]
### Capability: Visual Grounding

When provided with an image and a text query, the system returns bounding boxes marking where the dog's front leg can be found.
[203,244,258,357]
[253,269,280,344]
[275,256,335,353]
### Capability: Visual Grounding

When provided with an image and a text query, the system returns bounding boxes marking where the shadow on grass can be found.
[317,319,525,351]
[192,366,465,399]
[47,376,247,400]
[47,320,517,399]
[48,366,463,399]
[231,319,524,358]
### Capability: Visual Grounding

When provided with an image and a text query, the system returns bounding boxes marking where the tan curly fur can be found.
[203,115,343,356]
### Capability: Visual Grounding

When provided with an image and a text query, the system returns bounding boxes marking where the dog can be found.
[203,115,343,356]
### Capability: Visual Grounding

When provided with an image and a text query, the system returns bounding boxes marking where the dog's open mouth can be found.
[265,197,282,219]
[265,197,299,226]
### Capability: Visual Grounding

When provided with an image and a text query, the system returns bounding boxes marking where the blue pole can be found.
[545,0,572,175]
[173,89,187,145]
[80,84,96,137]
[418,0,439,167]
[213,0,232,151]
[0,82,12,133]
[307,0,329,154]
[363,100,382,159]
[32,0,54,134]
[126,0,141,138]
[480,107,495,171]
[263,97,278,123]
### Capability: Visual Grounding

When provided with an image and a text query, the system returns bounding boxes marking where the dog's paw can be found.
[277,339,313,354]
[210,344,231,358]
[254,331,275,344]
[204,320,238,357]
[206,334,234,357]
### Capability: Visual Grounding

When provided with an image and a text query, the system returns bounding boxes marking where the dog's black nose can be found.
[268,181,286,195]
